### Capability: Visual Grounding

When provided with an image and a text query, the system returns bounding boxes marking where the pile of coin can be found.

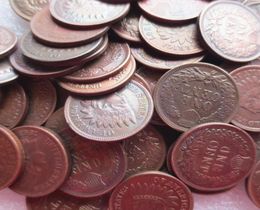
[0,0,260,209]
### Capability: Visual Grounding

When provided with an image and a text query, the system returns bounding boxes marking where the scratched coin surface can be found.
[26,191,109,210]
[22,80,57,126]
[123,125,166,177]
[154,63,239,131]
[171,123,256,191]
[31,7,109,47]
[11,126,70,197]
[199,1,260,62]
[50,0,130,27]
[231,66,260,132]
[64,42,131,82]
[0,26,17,58]
[60,135,126,197]
[139,16,204,56]
[20,32,103,66]
[9,0,49,20]
[0,83,28,128]
[131,46,204,71]
[138,0,209,22]
[64,80,154,141]
[9,49,80,79]
[0,126,24,190]
[58,56,136,96]
[248,160,260,207]
[109,172,193,210]
[0,59,18,85]
[112,9,141,43]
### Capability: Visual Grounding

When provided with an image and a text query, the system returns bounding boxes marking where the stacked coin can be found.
[0,0,260,209]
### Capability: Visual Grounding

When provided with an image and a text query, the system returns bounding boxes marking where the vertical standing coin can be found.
[171,123,256,191]
[0,126,24,190]
[109,171,193,210]
[11,126,70,197]
[247,160,260,207]
[0,26,17,58]
[199,1,260,62]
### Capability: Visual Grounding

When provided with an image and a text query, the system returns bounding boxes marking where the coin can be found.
[112,9,141,43]
[248,2,260,17]
[64,80,154,141]
[109,171,193,210]
[9,0,49,21]
[11,126,70,197]
[171,123,256,191]
[131,46,204,71]
[31,7,109,47]
[123,124,166,177]
[0,125,24,190]
[0,26,17,58]
[139,16,204,56]
[22,80,57,126]
[60,135,126,198]
[63,42,131,82]
[248,160,260,207]
[249,132,260,161]
[138,0,209,22]
[26,191,109,210]
[131,73,151,92]
[58,56,136,96]
[0,59,18,85]
[230,66,260,132]
[0,83,28,128]
[50,0,130,27]
[154,63,239,132]
[20,32,104,66]
[199,1,260,62]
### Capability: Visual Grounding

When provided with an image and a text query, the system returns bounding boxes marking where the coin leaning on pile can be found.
[0,0,260,209]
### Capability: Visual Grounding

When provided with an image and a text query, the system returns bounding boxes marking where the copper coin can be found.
[109,171,193,210]
[20,32,104,66]
[139,16,204,56]
[58,56,136,96]
[64,80,154,141]
[230,65,260,132]
[0,26,17,58]
[0,125,24,190]
[0,83,28,128]
[123,124,166,177]
[31,7,109,47]
[131,46,204,71]
[138,0,209,22]
[154,63,239,132]
[60,135,126,198]
[131,73,151,92]
[248,160,260,207]
[199,1,260,62]
[0,59,18,85]
[249,132,260,161]
[10,0,49,21]
[112,9,141,43]
[9,49,81,79]
[26,191,109,210]
[50,0,130,27]
[171,123,256,191]
[22,80,57,126]
[63,42,131,82]
[10,126,70,197]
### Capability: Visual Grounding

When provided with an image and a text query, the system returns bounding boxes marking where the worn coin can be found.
[0,125,24,190]
[0,59,18,85]
[248,160,260,207]
[11,126,70,197]
[0,26,17,58]
[64,80,154,141]
[171,123,256,191]
[50,0,130,27]
[249,132,260,161]
[109,171,193,210]
[139,16,204,56]
[60,135,126,198]
[0,83,28,128]
[154,63,239,131]
[131,73,151,92]
[199,1,260,62]
[31,7,109,47]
